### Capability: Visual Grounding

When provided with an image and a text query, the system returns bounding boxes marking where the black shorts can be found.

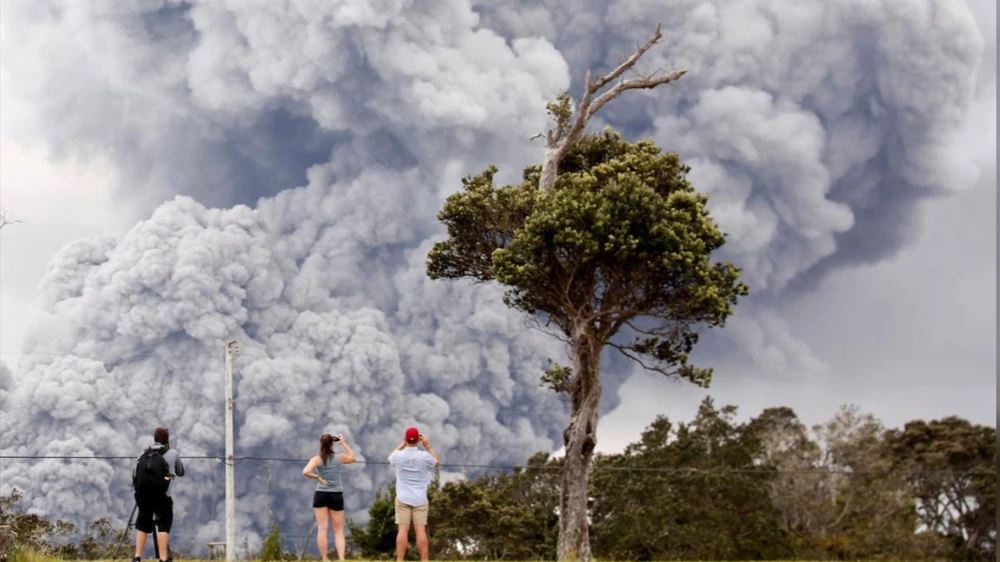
[312,491,344,511]
[134,491,173,533]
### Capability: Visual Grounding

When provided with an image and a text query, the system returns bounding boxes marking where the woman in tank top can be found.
[302,433,356,561]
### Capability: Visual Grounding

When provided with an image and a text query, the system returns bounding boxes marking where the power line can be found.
[0,350,644,381]
[0,454,993,476]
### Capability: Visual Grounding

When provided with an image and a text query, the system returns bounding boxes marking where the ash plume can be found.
[0,0,990,546]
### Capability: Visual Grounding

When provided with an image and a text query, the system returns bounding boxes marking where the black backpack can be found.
[133,447,170,494]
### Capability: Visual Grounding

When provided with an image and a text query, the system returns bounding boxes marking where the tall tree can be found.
[427,128,746,559]
[886,417,997,560]
[429,29,702,560]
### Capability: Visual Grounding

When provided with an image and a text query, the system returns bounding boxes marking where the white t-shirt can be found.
[388,447,437,506]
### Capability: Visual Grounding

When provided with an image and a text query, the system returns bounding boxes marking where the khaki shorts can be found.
[395,498,429,526]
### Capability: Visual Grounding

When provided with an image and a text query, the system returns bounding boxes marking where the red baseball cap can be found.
[405,427,420,443]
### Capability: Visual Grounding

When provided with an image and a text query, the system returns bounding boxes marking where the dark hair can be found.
[320,434,335,465]
[154,427,169,446]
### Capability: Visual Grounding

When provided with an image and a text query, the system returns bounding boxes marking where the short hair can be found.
[154,427,169,445]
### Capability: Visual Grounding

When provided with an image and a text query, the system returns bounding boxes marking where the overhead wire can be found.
[0,454,993,476]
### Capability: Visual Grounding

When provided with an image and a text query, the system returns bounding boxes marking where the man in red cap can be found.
[387,426,440,562]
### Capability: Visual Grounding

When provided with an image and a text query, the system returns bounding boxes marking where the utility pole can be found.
[225,339,239,561]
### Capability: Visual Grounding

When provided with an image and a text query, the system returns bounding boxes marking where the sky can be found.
[0,0,995,545]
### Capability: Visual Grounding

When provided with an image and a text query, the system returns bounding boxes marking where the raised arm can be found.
[336,435,356,465]
[420,434,441,467]
[387,440,407,463]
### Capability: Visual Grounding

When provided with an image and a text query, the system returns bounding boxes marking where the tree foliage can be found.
[347,404,994,561]
[428,130,747,385]
[0,489,122,560]
[886,416,997,560]
[750,406,931,559]
[3,406,993,562]
[432,452,560,560]
[259,523,283,561]
[347,486,405,560]
[591,398,790,560]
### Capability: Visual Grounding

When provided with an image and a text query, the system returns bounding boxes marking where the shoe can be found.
[132,558,141,562]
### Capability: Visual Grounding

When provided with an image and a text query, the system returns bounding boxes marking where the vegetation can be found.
[354,402,994,561]
[347,486,408,559]
[2,403,994,561]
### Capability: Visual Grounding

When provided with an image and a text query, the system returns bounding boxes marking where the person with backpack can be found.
[302,433,356,562]
[132,427,184,562]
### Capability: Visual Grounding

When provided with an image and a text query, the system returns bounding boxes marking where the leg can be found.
[412,504,430,562]
[157,532,170,561]
[155,496,174,561]
[394,498,412,562]
[116,504,139,561]
[134,494,154,559]
[314,508,330,561]
[395,524,410,562]
[135,532,148,559]
[414,525,429,562]
[330,510,346,561]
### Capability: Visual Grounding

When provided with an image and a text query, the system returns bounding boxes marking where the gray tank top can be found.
[315,455,343,492]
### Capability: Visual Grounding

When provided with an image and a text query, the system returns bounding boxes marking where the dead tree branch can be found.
[0,208,23,230]
[538,24,687,191]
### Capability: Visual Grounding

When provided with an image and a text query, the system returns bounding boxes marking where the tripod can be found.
[113,503,138,560]
[113,503,167,561]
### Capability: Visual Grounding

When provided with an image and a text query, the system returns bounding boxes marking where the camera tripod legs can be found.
[113,503,138,560]
[113,503,169,561]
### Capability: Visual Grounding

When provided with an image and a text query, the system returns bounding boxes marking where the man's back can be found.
[389,447,436,506]
[134,443,185,496]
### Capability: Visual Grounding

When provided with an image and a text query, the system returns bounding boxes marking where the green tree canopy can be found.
[432,453,560,560]
[429,130,746,386]
[886,416,997,560]
[347,486,406,560]
[590,398,791,560]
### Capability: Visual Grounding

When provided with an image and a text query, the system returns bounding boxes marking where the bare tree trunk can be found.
[537,23,685,561]
[558,325,602,561]
[539,148,563,194]
[297,523,317,560]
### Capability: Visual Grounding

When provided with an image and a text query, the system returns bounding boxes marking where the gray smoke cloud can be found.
[1,194,569,544]
[478,0,988,285]
[0,0,988,547]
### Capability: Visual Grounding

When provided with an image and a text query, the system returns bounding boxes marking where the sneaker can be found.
[132,557,141,562]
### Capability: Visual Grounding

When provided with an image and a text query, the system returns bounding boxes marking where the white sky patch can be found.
[0,141,123,357]
[600,175,996,454]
